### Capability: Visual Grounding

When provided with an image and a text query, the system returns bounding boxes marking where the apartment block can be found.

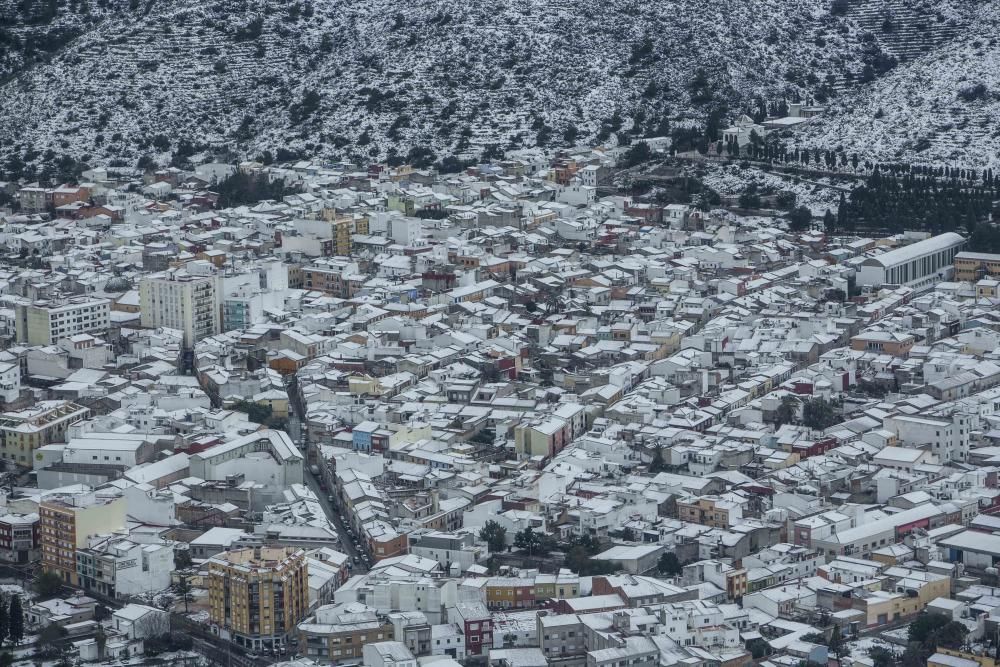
[139,269,221,346]
[15,296,111,346]
[208,546,309,652]
[298,602,394,664]
[0,400,89,466]
[40,491,127,585]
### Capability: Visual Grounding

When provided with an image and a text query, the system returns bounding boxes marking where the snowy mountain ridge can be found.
[0,0,993,171]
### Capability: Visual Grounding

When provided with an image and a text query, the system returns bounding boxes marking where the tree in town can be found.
[775,191,797,210]
[934,621,969,650]
[802,397,839,430]
[649,446,667,473]
[738,184,761,209]
[828,626,848,660]
[775,395,798,426]
[900,645,928,667]
[38,623,67,655]
[658,552,683,576]
[214,172,295,209]
[787,205,812,231]
[232,399,273,425]
[748,637,771,659]
[174,549,193,570]
[513,527,555,557]
[823,208,836,234]
[7,597,21,645]
[623,141,652,167]
[564,534,613,575]
[479,521,507,553]
[33,571,63,600]
[868,646,897,667]
[971,223,1000,254]
[824,288,847,303]
[563,124,579,145]
[95,625,107,659]
[908,612,950,644]
[0,596,7,646]
[513,527,540,554]
[175,575,192,614]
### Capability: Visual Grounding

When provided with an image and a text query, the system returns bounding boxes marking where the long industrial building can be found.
[857,232,966,288]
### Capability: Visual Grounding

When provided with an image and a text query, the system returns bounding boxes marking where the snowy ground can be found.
[845,634,898,663]
[700,162,851,215]
[0,0,989,170]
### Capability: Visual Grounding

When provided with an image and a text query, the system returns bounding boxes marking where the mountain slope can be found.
[0,0,986,171]
[800,1,1000,168]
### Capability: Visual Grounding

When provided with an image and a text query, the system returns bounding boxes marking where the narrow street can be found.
[301,463,368,575]
[287,376,369,575]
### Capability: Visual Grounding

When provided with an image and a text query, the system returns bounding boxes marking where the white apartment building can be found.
[883,412,971,463]
[139,269,221,346]
[15,297,110,346]
[77,537,175,599]
[0,361,20,404]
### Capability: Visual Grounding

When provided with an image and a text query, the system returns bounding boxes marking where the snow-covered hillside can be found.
[801,1,1000,168]
[0,0,987,170]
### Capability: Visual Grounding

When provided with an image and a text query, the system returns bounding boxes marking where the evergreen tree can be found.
[803,398,838,430]
[649,446,667,473]
[95,625,107,659]
[0,595,7,646]
[775,396,797,426]
[787,206,812,231]
[823,209,836,234]
[7,597,22,646]
[215,172,295,208]
[176,576,192,614]
[658,552,683,576]
[479,521,507,553]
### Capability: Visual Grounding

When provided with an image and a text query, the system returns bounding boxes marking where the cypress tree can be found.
[8,597,22,646]
[0,594,7,646]
[823,209,836,234]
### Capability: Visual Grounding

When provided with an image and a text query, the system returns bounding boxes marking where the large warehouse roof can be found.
[861,232,965,269]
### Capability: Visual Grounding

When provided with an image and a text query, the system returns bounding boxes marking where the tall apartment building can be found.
[15,296,111,346]
[208,547,309,653]
[40,491,127,585]
[139,269,221,346]
[0,400,89,466]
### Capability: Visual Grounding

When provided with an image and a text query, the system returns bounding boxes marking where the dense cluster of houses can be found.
[1,145,1000,667]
